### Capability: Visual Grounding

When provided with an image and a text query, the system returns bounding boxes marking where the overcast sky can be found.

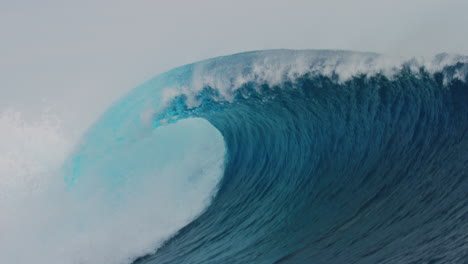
[1,0,467,136]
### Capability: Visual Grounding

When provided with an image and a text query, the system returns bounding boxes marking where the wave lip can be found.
[157,49,468,108]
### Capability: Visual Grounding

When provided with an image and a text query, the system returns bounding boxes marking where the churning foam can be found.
[160,50,468,108]
[0,109,225,264]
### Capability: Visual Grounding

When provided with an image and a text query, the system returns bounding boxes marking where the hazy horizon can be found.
[1,0,467,137]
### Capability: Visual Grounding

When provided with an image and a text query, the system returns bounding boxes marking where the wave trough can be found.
[64,50,468,264]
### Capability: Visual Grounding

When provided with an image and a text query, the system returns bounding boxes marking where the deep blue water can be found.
[66,50,468,264]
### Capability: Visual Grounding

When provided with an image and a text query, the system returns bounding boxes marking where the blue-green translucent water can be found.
[66,50,468,264]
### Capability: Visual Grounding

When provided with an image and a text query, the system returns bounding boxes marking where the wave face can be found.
[67,50,468,264]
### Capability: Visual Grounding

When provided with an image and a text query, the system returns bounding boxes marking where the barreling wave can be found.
[65,50,468,264]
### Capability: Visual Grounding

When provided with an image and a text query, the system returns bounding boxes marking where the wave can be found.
[64,50,468,264]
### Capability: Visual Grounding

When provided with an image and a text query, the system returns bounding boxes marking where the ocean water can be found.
[1,50,467,264]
